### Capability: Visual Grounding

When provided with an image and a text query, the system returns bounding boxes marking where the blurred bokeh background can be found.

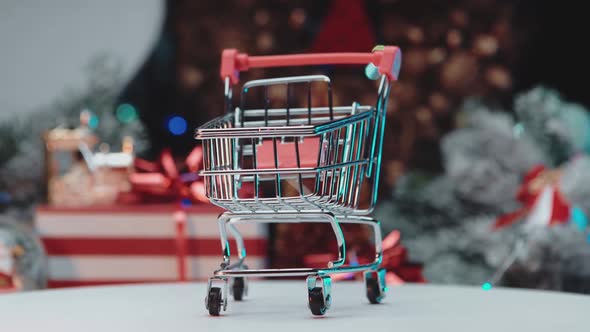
[2,0,590,293]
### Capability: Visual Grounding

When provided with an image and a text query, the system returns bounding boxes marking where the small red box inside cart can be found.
[35,204,268,288]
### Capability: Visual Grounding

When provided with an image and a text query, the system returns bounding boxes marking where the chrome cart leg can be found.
[339,215,383,269]
[340,215,387,304]
[324,213,346,268]
[306,274,332,316]
[210,213,387,314]
[363,268,387,304]
[216,214,250,301]
[217,214,231,269]
[215,214,386,278]
[227,222,249,300]
[217,214,248,269]
[205,277,229,316]
[229,276,247,301]
[227,221,247,266]
[221,212,346,269]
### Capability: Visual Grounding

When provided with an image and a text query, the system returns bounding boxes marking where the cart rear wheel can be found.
[232,277,245,301]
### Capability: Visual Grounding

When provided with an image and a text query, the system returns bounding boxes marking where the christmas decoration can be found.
[128,147,207,281]
[376,86,590,293]
[0,218,47,291]
[514,87,590,165]
[304,230,424,285]
[493,165,571,229]
[35,205,268,287]
[44,114,135,207]
[129,147,206,204]
[0,56,148,211]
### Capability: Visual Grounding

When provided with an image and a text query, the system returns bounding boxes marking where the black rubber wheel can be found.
[207,287,223,316]
[308,287,327,316]
[232,277,245,301]
[366,278,383,304]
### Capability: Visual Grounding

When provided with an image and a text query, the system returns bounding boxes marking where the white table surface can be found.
[0,281,589,331]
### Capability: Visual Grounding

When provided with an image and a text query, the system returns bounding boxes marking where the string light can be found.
[168,116,188,136]
[0,191,11,204]
[116,103,138,123]
[88,114,99,129]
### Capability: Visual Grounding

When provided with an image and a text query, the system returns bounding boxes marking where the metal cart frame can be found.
[196,46,402,316]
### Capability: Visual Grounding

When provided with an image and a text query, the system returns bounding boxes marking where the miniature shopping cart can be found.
[196,46,402,316]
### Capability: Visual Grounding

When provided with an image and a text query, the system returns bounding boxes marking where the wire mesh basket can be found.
[197,61,397,215]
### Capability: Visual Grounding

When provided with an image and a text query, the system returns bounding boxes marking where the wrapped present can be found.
[127,147,209,281]
[35,204,268,287]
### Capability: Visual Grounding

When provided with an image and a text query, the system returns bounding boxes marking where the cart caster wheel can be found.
[232,277,246,301]
[307,275,332,316]
[308,287,329,316]
[206,287,223,316]
[364,269,386,304]
[366,278,383,304]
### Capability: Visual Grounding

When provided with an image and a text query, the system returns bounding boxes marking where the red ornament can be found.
[0,272,15,293]
[494,165,571,229]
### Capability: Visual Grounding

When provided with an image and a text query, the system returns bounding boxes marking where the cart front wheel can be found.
[366,278,383,304]
[207,287,223,316]
[364,269,386,304]
[308,287,328,316]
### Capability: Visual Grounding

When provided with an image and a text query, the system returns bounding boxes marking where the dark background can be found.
[119,0,589,175]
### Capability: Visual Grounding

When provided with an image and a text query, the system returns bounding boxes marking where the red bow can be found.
[493,165,570,229]
[303,230,425,284]
[376,230,425,284]
[129,147,207,204]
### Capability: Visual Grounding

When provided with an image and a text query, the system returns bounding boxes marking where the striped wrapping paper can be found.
[35,205,268,288]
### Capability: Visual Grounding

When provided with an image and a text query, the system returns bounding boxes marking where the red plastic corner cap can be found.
[378,46,402,81]
[220,49,240,84]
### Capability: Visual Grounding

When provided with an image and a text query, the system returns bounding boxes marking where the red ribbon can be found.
[493,165,571,229]
[173,210,188,282]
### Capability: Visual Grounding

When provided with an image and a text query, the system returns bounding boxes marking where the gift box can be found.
[35,204,268,288]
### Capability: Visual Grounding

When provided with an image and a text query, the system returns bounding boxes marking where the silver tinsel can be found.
[559,156,590,216]
[376,86,590,292]
[442,103,545,210]
[515,86,590,165]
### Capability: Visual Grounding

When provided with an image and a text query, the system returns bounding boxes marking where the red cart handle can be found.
[220,45,402,84]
